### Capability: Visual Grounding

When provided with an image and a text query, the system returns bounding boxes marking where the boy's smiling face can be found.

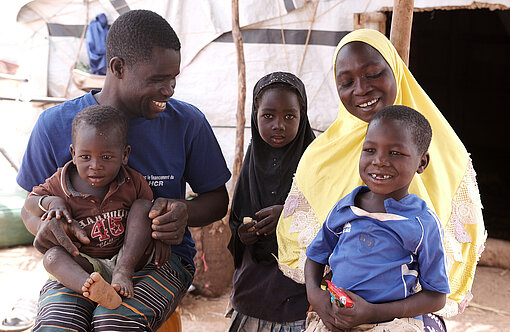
[359,117,429,201]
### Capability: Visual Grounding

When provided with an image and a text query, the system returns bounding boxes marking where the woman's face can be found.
[335,42,397,123]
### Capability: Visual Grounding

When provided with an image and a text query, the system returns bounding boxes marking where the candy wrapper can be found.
[325,280,354,308]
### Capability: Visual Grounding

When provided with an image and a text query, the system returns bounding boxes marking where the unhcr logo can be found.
[145,174,174,187]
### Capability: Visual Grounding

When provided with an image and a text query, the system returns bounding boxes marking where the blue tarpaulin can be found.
[85,13,109,75]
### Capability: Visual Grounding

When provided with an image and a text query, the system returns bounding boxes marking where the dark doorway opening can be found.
[387,9,510,241]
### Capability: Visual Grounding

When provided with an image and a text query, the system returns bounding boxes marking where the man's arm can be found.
[21,207,41,236]
[149,185,229,244]
[21,206,89,256]
[183,184,229,227]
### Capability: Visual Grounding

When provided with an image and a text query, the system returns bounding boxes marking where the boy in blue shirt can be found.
[305,105,450,331]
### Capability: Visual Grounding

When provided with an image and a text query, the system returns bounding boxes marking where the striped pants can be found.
[33,254,194,331]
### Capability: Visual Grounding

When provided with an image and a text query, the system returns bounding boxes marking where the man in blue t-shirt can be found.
[16,10,230,332]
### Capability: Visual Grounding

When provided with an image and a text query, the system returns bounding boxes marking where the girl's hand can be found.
[153,239,171,268]
[42,196,73,223]
[237,221,258,245]
[253,205,283,236]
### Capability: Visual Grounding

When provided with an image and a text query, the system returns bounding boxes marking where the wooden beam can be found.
[390,0,414,66]
[231,0,246,190]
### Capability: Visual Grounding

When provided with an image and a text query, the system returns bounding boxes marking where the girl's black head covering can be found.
[228,71,315,267]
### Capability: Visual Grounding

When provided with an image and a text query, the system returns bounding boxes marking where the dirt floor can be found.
[0,245,509,332]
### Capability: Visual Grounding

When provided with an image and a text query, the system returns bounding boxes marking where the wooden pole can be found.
[231,0,246,189]
[390,0,414,66]
[65,0,89,98]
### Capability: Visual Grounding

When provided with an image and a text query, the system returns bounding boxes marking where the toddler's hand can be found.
[254,205,283,236]
[42,196,73,223]
[153,239,171,268]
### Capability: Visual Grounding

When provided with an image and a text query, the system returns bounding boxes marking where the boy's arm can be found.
[304,258,344,332]
[331,288,446,329]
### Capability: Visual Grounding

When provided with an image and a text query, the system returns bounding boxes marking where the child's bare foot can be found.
[82,272,122,309]
[111,266,134,298]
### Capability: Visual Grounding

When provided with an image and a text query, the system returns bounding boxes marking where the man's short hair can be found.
[370,105,432,154]
[72,105,129,147]
[106,9,181,67]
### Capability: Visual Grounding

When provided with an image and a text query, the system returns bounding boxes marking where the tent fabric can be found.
[14,0,510,173]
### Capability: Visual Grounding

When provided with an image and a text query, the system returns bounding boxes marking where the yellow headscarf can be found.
[277,29,485,316]
[299,28,467,223]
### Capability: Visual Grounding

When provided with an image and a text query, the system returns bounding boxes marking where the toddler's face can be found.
[70,124,129,189]
[359,118,428,201]
[256,87,301,148]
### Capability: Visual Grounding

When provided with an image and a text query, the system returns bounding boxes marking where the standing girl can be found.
[228,72,315,331]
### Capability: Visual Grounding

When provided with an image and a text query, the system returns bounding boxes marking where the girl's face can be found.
[359,118,429,201]
[256,87,301,148]
[335,42,397,123]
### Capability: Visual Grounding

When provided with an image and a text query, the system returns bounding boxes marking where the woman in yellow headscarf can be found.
[276,29,486,327]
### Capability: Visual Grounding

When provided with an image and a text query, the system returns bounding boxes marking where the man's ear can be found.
[416,151,430,174]
[109,57,125,78]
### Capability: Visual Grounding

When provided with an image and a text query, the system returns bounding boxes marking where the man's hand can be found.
[149,198,188,245]
[253,205,283,236]
[34,217,90,256]
[153,239,171,268]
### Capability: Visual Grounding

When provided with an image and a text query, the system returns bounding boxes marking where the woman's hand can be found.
[149,198,188,245]
[253,204,283,236]
[237,221,258,245]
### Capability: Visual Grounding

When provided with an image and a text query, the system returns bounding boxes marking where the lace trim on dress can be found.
[432,159,486,317]
[280,181,329,284]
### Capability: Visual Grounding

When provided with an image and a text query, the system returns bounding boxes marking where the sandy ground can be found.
[0,245,509,332]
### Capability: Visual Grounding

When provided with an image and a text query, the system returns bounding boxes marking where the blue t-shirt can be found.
[306,186,450,304]
[17,90,231,265]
